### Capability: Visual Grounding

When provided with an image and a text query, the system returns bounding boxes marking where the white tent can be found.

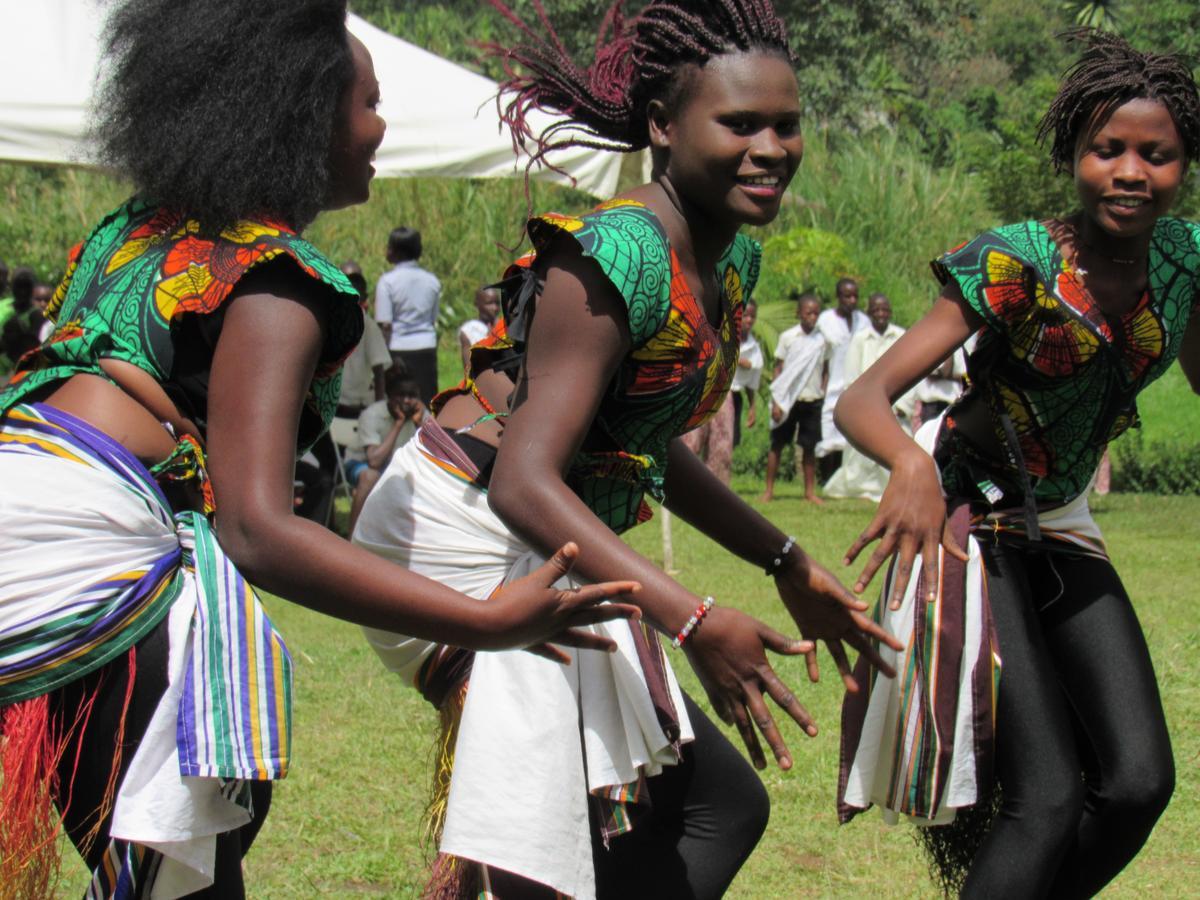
[0,1,622,197]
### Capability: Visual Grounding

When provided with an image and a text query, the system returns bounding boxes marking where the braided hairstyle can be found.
[484,0,793,176]
[1038,29,1200,172]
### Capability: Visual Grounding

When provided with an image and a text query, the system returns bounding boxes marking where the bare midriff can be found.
[38,361,201,469]
[433,367,515,448]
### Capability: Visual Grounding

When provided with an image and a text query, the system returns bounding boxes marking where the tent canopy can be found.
[0,1,621,197]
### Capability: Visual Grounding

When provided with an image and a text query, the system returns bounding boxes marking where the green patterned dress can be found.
[0,197,363,454]
[442,198,761,533]
[932,217,1200,507]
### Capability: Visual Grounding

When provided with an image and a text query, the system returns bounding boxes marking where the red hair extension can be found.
[482,0,794,184]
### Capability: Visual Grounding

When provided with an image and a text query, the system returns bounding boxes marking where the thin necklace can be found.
[1065,220,1143,268]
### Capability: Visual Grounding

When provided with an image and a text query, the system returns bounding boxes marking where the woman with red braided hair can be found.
[353,1,901,897]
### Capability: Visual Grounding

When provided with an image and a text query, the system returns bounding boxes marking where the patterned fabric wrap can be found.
[175,511,292,780]
[439,199,761,533]
[0,404,182,703]
[0,197,363,454]
[931,218,1200,505]
[0,403,291,777]
[838,504,1001,826]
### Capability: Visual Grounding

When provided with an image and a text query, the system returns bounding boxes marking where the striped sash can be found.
[0,403,292,782]
[175,511,292,779]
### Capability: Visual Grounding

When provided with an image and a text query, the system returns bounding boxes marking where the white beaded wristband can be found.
[765,535,797,576]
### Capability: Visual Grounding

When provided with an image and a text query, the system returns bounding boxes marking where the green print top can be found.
[0,198,363,454]
[932,217,1200,507]
[448,198,761,533]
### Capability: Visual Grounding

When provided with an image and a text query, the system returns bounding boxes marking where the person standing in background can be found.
[732,298,763,446]
[33,282,55,343]
[763,293,828,503]
[815,277,868,477]
[824,292,914,501]
[375,226,441,404]
[458,284,501,368]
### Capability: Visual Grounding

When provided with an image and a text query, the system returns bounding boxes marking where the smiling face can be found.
[651,50,803,229]
[326,35,387,211]
[1072,97,1187,242]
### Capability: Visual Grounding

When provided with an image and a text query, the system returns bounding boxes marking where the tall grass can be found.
[755,129,998,329]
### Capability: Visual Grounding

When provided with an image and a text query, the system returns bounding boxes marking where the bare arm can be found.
[204,270,636,655]
[663,439,900,685]
[834,284,982,605]
[488,243,873,768]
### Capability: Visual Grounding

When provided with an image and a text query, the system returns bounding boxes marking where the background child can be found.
[762,293,828,502]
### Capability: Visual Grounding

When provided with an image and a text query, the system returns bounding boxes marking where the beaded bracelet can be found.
[764,535,797,577]
[671,596,715,649]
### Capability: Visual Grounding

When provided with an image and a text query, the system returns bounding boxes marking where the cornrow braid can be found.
[485,0,793,179]
[1038,28,1200,172]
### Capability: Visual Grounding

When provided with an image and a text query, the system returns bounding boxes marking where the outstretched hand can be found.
[842,450,967,610]
[684,606,815,771]
[775,551,905,691]
[485,542,642,664]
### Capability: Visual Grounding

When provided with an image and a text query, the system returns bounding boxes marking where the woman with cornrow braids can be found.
[836,30,1200,897]
[352,1,901,896]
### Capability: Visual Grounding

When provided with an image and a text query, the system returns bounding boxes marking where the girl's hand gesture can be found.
[683,606,815,770]
[775,551,904,690]
[842,449,967,609]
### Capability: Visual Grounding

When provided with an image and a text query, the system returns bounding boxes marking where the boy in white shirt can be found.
[458,285,501,368]
[345,370,424,535]
[762,293,828,503]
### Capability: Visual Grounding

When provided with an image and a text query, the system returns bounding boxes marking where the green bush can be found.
[1113,434,1200,495]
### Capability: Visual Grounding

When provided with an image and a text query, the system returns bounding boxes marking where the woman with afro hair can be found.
[353,1,902,897]
[0,2,640,896]
[836,29,1200,898]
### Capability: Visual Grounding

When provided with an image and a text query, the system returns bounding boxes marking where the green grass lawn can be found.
[50,490,1199,897]
[233,489,1196,898]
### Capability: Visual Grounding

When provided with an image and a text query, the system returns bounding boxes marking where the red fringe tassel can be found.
[0,646,137,898]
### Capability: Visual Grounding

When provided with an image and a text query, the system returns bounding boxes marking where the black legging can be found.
[963,538,1174,899]
[484,693,768,900]
[591,693,769,899]
[48,617,271,898]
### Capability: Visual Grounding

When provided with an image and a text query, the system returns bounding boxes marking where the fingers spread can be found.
[942,522,970,562]
[843,517,885,566]
[547,628,617,653]
[854,531,897,595]
[743,683,792,769]
[760,668,817,740]
[850,612,905,653]
[805,646,820,684]
[826,640,857,693]
[566,581,642,607]
[525,643,571,665]
[845,630,898,680]
[758,624,813,657]
[730,702,767,770]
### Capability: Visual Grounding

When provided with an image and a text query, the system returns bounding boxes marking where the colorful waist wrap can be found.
[353,419,692,900]
[0,403,291,898]
[837,414,1107,827]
